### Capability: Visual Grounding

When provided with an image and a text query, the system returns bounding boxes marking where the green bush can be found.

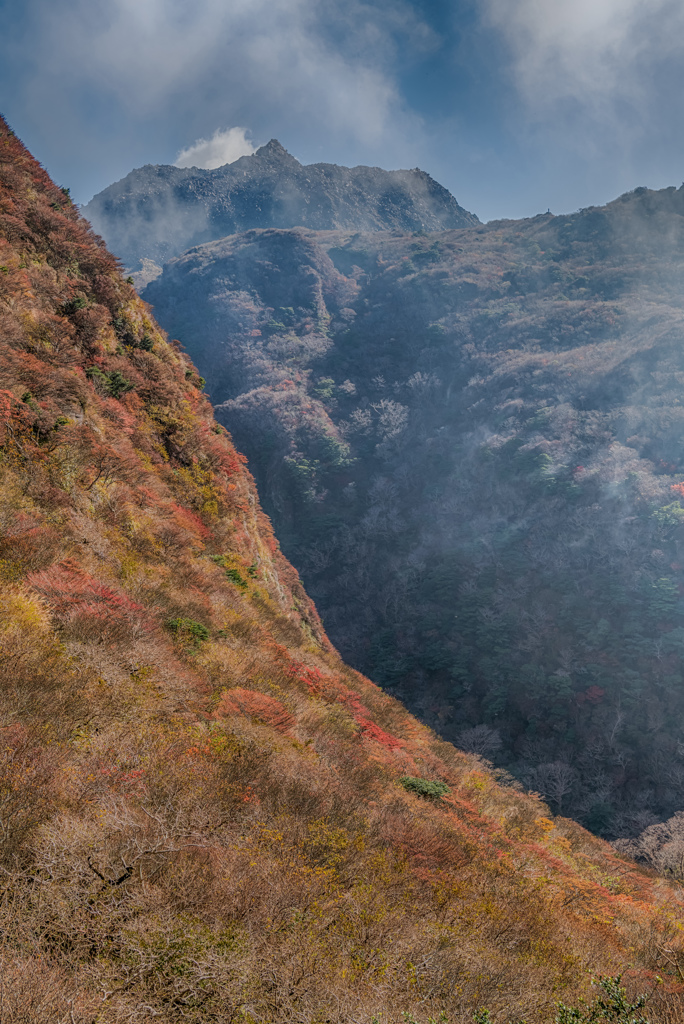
[86,366,134,400]
[185,368,206,390]
[225,567,248,590]
[61,295,88,315]
[107,370,135,399]
[312,377,336,401]
[555,976,650,1024]
[399,776,450,800]
[651,502,684,527]
[85,366,111,392]
[209,555,249,589]
[166,617,210,648]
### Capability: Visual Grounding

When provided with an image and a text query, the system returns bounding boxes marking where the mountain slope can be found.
[4,119,684,1021]
[143,197,684,839]
[82,140,478,276]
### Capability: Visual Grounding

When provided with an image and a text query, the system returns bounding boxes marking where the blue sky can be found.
[2,0,684,221]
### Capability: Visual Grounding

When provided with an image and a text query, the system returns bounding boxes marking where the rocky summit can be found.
[83,140,478,279]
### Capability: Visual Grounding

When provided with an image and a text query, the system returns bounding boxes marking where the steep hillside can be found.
[82,140,478,277]
[5,119,684,1022]
[144,195,684,840]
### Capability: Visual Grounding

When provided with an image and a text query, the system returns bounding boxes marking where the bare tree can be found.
[526,761,577,814]
[457,724,502,759]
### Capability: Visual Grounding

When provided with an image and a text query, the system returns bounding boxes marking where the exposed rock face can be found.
[83,140,479,272]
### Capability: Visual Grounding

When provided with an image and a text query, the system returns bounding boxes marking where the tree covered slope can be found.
[144,193,684,840]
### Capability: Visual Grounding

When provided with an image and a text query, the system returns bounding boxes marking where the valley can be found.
[141,190,684,838]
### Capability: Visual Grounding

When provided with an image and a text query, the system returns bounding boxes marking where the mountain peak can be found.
[84,145,479,269]
[254,139,298,162]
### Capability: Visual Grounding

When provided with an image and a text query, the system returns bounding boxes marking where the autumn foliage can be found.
[2,116,684,1022]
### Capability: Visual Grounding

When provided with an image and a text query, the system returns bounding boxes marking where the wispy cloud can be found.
[483,0,684,120]
[175,127,256,169]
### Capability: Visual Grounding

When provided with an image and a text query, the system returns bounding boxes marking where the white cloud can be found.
[175,127,256,169]
[482,0,684,116]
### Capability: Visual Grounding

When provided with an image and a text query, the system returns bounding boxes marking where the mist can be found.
[83,147,476,272]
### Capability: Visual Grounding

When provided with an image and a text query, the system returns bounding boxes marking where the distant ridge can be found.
[83,140,478,275]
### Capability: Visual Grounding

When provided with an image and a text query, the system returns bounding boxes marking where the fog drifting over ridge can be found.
[140,185,684,837]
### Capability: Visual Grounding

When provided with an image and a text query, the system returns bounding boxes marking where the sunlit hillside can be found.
[2,116,684,1022]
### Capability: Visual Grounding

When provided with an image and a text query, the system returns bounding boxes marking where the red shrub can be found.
[214,687,295,732]
[28,558,154,640]
[0,525,62,572]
